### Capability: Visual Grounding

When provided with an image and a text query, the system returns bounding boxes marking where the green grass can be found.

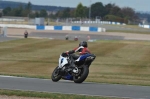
[0,38,150,86]
[104,24,150,34]
[106,30,150,34]
[0,90,123,99]
[105,24,144,29]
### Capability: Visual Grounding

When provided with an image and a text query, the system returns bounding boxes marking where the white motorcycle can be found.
[51,53,96,83]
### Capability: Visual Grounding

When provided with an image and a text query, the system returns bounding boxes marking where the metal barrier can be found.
[0,24,106,32]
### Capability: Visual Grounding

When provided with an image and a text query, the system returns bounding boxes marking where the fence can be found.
[0,16,36,25]
[72,21,126,25]
[0,16,127,26]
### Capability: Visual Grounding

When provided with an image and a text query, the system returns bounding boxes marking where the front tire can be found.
[73,66,89,83]
[51,66,62,82]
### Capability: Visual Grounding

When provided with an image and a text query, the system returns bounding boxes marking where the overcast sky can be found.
[4,0,150,12]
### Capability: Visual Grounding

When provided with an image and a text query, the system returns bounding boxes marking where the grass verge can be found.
[104,24,150,34]
[106,30,150,34]
[0,38,150,86]
[0,89,123,99]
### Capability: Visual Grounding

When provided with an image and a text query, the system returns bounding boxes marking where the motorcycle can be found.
[51,53,96,83]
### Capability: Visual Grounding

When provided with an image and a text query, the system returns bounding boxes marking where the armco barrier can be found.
[63,26,72,31]
[36,25,45,30]
[0,24,106,32]
[80,27,89,31]
[72,26,80,31]
[54,26,62,30]
[89,27,98,32]
[45,26,54,30]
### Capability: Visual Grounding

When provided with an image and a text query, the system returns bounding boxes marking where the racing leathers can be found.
[63,46,91,68]
[66,46,91,56]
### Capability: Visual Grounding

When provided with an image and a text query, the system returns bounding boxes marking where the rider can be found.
[62,41,91,69]
[63,41,91,58]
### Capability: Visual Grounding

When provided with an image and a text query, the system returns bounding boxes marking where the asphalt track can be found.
[29,32,125,41]
[28,31,150,41]
[0,76,150,99]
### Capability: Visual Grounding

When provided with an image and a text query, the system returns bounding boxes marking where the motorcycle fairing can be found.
[76,54,91,62]
[59,55,68,68]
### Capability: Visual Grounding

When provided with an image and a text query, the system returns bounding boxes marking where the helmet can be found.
[79,41,88,47]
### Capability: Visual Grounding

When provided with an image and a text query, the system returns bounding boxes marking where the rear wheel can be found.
[73,66,89,83]
[51,66,62,82]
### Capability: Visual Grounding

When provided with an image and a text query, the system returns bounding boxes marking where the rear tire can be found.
[51,66,61,82]
[73,66,89,83]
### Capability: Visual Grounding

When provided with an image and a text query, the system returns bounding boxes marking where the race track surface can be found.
[6,28,150,41]
[29,32,125,41]
[0,76,150,99]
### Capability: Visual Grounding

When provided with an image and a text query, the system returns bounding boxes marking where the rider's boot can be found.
[71,63,78,73]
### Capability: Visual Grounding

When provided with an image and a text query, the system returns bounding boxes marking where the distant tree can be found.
[25,1,32,17]
[3,7,11,15]
[26,2,32,11]
[17,4,23,16]
[9,8,15,16]
[104,15,125,23]
[39,9,47,17]
[49,13,55,19]
[109,5,122,17]
[0,13,2,17]
[35,11,39,17]
[105,3,115,15]
[22,10,28,17]
[91,2,105,18]
[62,7,70,18]
[55,11,62,18]
[75,3,85,18]
[70,9,76,17]
[121,7,138,21]
[83,6,89,18]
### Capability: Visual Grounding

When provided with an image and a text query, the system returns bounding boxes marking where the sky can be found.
[3,0,150,12]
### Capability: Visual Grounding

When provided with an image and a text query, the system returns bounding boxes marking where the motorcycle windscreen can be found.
[76,54,91,62]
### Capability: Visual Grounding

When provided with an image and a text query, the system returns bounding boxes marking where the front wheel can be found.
[73,66,89,83]
[51,66,62,82]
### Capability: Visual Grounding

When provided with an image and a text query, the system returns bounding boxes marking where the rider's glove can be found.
[62,52,68,57]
